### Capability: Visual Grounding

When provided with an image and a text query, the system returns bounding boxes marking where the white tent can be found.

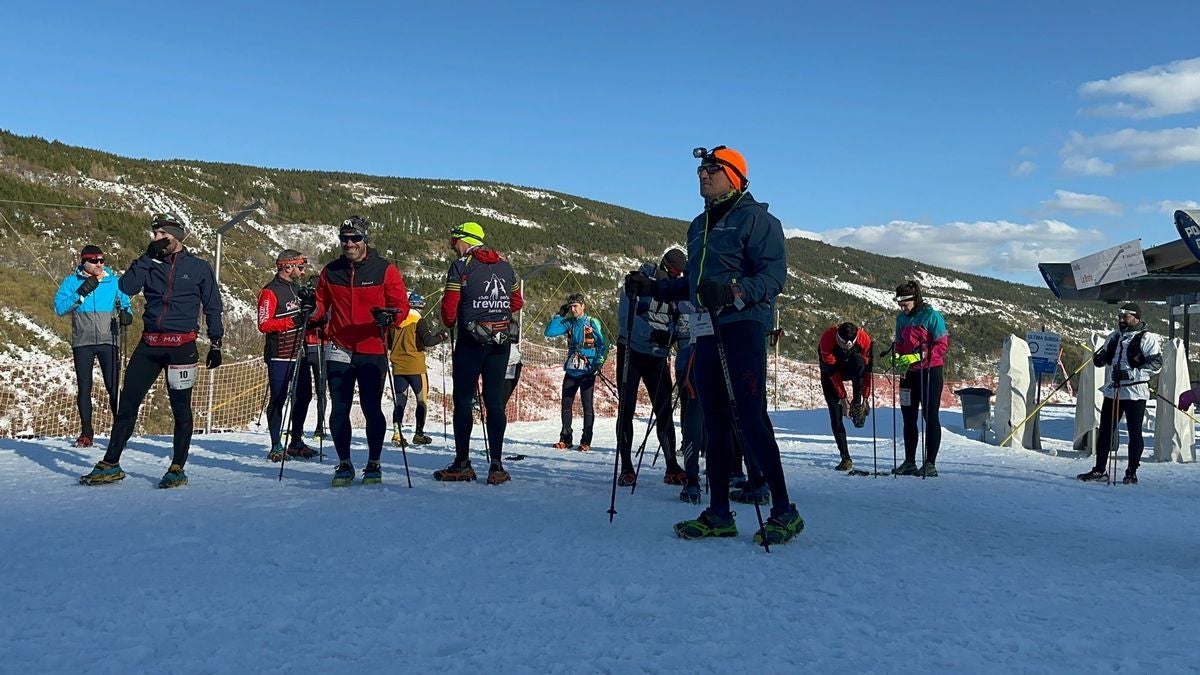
[995,335,1039,449]
[1073,332,1105,457]
[1153,337,1195,462]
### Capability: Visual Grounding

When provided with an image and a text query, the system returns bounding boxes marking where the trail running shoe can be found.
[433,461,477,482]
[1077,468,1108,482]
[753,504,805,545]
[411,432,432,445]
[158,464,188,489]
[1122,469,1138,485]
[576,444,591,452]
[79,461,125,485]
[286,443,318,460]
[663,467,688,485]
[268,443,286,462]
[679,482,702,504]
[617,469,637,487]
[674,509,738,539]
[553,440,570,450]
[486,463,511,485]
[892,460,919,476]
[916,462,938,478]
[332,462,355,487]
[730,482,770,506]
[72,435,94,448]
[362,462,382,485]
[834,457,854,472]
[391,428,407,447]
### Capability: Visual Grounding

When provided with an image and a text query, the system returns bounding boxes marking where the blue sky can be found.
[5,1,1200,285]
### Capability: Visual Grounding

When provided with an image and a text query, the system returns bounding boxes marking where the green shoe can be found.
[674,509,738,539]
[79,460,125,485]
[892,460,919,476]
[361,462,382,485]
[834,457,854,472]
[754,505,805,545]
[332,461,355,488]
[916,462,938,478]
[158,464,188,489]
[411,432,433,445]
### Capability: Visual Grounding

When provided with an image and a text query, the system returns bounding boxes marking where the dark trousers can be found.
[266,358,313,448]
[327,353,387,464]
[73,343,119,436]
[694,320,790,517]
[820,360,866,458]
[559,372,596,446]
[305,345,327,431]
[392,373,427,431]
[452,338,510,464]
[900,365,943,464]
[1094,396,1147,473]
[615,345,677,469]
[103,341,198,467]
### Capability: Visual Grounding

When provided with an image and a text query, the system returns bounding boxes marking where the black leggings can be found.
[327,353,387,464]
[392,373,427,431]
[305,345,327,431]
[73,343,119,436]
[900,366,943,464]
[452,337,510,464]
[103,341,199,467]
[559,373,596,446]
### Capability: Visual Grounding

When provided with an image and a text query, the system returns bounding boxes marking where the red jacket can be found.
[818,325,873,399]
[313,249,409,355]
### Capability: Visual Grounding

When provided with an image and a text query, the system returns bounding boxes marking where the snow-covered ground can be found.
[1,406,1196,674]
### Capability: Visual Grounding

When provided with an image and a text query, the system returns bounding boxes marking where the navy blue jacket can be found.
[658,192,786,328]
[121,248,224,341]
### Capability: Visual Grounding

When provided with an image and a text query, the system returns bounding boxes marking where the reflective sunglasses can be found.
[338,234,365,243]
[696,164,725,176]
[81,256,105,264]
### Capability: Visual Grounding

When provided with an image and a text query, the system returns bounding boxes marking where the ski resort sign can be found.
[1026,331,1060,376]
[1069,240,1147,290]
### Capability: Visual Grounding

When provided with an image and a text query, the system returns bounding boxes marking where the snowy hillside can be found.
[2,406,1196,674]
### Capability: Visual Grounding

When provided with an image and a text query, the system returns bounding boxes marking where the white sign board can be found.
[1070,240,1148,290]
[1026,331,1060,376]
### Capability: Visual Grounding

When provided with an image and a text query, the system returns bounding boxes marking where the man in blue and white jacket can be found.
[54,244,132,447]
[544,293,608,451]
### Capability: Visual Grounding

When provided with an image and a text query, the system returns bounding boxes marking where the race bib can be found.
[898,387,912,407]
[326,342,352,364]
[167,364,198,391]
[691,311,715,342]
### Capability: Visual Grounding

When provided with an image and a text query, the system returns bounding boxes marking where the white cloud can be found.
[1061,127,1200,174]
[1011,160,1037,177]
[783,227,822,240]
[1079,57,1200,118]
[1148,199,1200,214]
[1041,189,1123,216]
[819,219,1106,275]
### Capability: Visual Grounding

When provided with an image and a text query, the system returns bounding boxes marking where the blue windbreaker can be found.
[53,265,132,347]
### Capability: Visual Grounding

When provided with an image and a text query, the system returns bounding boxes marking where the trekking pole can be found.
[712,318,770,553]
[316,340,326,463]
[630,355,673,490]
[277,321,312,481]
[443,337,451,448]
[1110,380,1122,486]
[608,292,638,523]
[997,354,1094,448]
[870,344,879,477]
[380,324,412,488]
[1151,388,1200,424]
[475,379,492,466]
[919,345,930,479]
[884,345,898,475]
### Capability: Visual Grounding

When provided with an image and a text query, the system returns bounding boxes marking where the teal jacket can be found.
[544,313,609,377]
[659,192,786,328]
[54,266,132,347]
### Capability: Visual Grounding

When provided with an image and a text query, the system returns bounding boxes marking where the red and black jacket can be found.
[818,325,874,399]
[257,277,305,361]
[313,248,408,355]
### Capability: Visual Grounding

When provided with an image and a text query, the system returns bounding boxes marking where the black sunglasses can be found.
[81,257,105,264]
[696,164,724,176]
[338,234,365,243]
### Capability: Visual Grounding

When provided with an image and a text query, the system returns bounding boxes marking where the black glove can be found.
[145,237,172,260]
[559,303,569,317]
[1128,352,1146,368]
[435,330,449,343]
[371,307,395,329]
[300,297,317,316]
[624,271,654,297]
[1113,368,1129,383]
[76,275,100,298]
[205,346,222,370]
[696,279,733,311]
[292,313,308,328]
[649,329,671,347]
[119,310,134,327]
